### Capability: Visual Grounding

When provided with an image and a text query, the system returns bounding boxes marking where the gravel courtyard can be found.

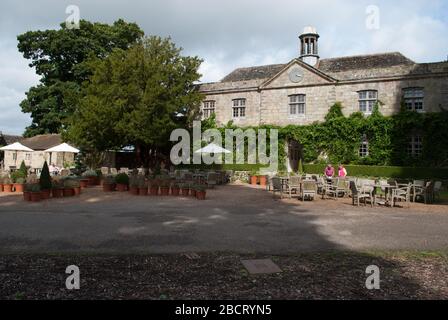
[0,183,447,254]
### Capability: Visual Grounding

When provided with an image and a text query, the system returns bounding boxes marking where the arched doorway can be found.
[286,139,303,173]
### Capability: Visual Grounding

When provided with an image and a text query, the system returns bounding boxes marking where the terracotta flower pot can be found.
[13,183,24,193]
[87,177,96,186]
[196,190,206,200]
[116,183,127,192]
[23,191,31,201]
[0,184,3,192]
[139,187,148,196]
[79,179,89,189]
[30,192,41,202]
[258,175,267,186]
[63,188,75,197]
[149,186,159,196]
[190,189,197,197]
[73,187,81,195]
[181,188,189,196]
[171,187,180,196]
[103,183,115,192]
[160,187,170,196]
[250,176,258,185]
[129,186,139,195]
[52,188,64,198]
[40,189,51,200]
[3,184,13,192]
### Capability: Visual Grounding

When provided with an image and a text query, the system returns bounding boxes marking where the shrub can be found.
[15,177,26,184]
[103,175,116,185]
[52,179,64,189]
[115,173,129,185]
[18,160,28,178]
[64,178,80,188]
[82,169,97,177]
[39,161,52,190]
[10,170,25,183]
[194,184,206,191]
[29,184,41,192]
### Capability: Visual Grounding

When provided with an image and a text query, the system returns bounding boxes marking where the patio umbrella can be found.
[0,142,34,167]
[44,143,80,166]
[194,143,231,154]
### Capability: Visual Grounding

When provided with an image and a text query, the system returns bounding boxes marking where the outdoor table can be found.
[364,183,397,206]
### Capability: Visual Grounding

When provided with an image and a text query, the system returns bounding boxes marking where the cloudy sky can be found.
[1,0,447,135]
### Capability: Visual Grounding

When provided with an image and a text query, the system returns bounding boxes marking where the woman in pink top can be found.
[324,164,334,181]
[338,164,347,178]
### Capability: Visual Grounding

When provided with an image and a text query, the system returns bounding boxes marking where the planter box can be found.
[103,183,115,192]
[258,175,267,186]
[13,184,24,193]
[181,188,189,196]
[30,192,41,202]
[149,187,159,196]
[23,191,31,201]
[196,191,206,200]
[160,187,170,196]
[129,186,139,195]
[40,190,51,200]
[190,189,197,197]
[138,187,148,196]
[63,188,75,197]
[73,187,81,195]
[0,184,3,192]
[116,183,127,192]
[250,176,258,185]
[171,187,180,196]
[3,184,13,192]
[52,189,64,198]
[79,179,89,188]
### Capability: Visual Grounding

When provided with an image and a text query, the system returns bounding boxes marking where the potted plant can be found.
[70,179,81,195]
[2,177,13,192]
[51,180,64,198]
[190,185,197,197]
[138,178,148,196]
[63,178,76,197]
[13,177,26,193]
[0,176,4,192]
[180,183,190,196]
[149,179,159,196]
[128,174,140,195]
[258,174,267,187]
[82,170,98,186]
[29,184,42,202]
[115,173,129,192]
[102,175,116,192]
[39,161,52,198]
[249,170,258,185]
[160,179,170,196]
[171,182,180,196]
[23,183,32,201]
[195,184,207,200]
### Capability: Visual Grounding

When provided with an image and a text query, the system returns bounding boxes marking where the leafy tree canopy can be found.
[17,19,144,137]
[66,36,203,166]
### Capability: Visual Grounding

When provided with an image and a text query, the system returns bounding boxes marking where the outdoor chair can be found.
[110,168,118,175]
[413,180,434,204]
[119,167,129,174]
[349,181,374,207]
[334,178,349,197]
[287,176,302,199]
[321,177,338,199]
[271,177,283,199]
[391,183,411,208]
[412,180,425,202]
[300,180,317,201]
[100,167,109,175]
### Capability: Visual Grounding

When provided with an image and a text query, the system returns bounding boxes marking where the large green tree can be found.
[66,36,203,167]
[18,19,144,137]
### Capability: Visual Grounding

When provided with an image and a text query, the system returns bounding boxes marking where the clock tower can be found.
[299,26,319,67]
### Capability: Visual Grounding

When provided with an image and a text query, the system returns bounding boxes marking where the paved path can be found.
[0,184,447,253]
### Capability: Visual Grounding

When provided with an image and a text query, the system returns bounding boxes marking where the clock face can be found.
[289,68,304,83]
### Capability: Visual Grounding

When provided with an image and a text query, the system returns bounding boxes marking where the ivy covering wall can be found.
[201,102,448,171]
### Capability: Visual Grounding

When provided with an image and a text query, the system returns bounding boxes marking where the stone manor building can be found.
[198,26,448,171]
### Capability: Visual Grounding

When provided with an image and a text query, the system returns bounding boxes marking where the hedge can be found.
[177,163,268,172]
[303,164,448,180]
